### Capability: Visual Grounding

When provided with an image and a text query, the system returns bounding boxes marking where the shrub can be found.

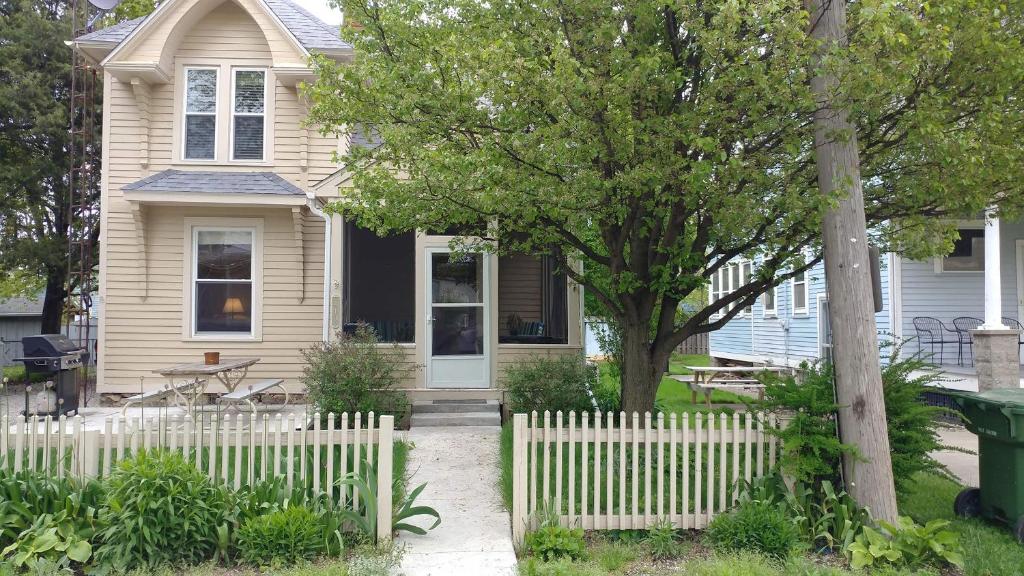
[705,500,800,560]
[757,363,856,486]
[506,353,595,414]
[93,450,232,571]
[236,506,325,566]
[302,324,411,422]
[880,342,958,493]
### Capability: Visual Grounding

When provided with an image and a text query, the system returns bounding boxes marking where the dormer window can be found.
[183,67,218,160]
[231,69,266,161]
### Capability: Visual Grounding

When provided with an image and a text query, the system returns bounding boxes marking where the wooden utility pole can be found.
[805,0,898,522]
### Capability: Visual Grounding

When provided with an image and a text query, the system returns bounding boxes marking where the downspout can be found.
[306,194,332,342]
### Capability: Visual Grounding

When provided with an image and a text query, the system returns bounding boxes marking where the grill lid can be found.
[21,334,84,357]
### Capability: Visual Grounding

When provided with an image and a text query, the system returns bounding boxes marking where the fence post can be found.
[375,415,394,544]
[511,413,528,550]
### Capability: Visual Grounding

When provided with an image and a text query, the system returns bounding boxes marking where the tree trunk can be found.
[39,268,66,334]
[618,319,666,414]
[805,0,899,522]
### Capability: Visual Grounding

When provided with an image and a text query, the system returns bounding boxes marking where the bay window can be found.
[231,69,266,161]
[184,68,218,160]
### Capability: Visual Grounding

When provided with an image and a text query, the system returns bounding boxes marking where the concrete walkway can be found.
[397,426,517,576]
[932,426,979,486]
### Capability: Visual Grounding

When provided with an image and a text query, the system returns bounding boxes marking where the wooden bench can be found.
[122,379,203,415]
[216,379,288,413]
[668,374,765,407]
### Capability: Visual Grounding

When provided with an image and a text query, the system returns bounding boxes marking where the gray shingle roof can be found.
[124,170,305,195]
[0,295,44,317]
[76,16,146,44]
[76,0,350,53]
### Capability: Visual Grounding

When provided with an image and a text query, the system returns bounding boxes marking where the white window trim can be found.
[740,261,753,316]
[816,294,831,360]
[229,68,268,162]
[182,66,219,162]
[182,218,264,342]
[763,285,778,317]
[934,221,986,274]
[792,270,809,316]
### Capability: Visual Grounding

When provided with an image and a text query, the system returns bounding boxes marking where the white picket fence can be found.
[510,410,779,546]
[0,411,395,542]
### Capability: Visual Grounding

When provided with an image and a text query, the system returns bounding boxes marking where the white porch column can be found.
[982,207,1006,329]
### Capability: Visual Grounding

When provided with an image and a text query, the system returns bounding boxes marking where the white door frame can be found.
[425,247,491,388]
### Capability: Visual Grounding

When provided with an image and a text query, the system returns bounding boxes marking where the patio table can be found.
[670,365,791,408]
[152,357,260,413]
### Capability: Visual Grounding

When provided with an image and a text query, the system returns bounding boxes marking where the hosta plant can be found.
[847,517,964,570]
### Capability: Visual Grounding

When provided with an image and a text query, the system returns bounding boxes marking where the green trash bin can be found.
[948,388,1024,541]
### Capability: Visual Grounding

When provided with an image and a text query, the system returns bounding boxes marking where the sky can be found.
[293,0,343,25]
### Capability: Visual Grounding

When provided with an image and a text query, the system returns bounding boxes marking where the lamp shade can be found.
[222,297,245,314]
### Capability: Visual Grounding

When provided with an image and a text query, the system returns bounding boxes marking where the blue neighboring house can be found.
[709,219,1024,375]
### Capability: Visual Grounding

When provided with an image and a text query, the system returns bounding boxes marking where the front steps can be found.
[410,399,501,427]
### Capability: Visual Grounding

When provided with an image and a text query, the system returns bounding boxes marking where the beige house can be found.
[72,0,583,400]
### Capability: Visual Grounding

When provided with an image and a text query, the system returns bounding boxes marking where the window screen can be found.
[498,254,568,344]
[342,222,415,342]
[184,69,217,160]
[232,70,265,160]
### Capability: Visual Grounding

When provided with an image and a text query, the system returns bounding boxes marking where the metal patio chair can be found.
[912,316,958,365]
[1002,317,1024,359]
[952,316,984,366]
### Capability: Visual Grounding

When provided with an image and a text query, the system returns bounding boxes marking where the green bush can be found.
[705,500,800,560]
[506,353,595,414]
[93,450,233,571]
[757,363,855,486]
[880,342,957,493]
[302,324,411,422]
[524,510,586,562]
[236,506,325,566]
[758,343,956,493]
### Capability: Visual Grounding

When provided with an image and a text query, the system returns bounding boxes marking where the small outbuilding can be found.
[0,295,44,366]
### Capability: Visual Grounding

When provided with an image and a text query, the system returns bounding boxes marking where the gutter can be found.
[306,194,332,342]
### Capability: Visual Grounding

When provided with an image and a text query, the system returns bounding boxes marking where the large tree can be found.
[0,0,155,332]
[308,0,1024,413]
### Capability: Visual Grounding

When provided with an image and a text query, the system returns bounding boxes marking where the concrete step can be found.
[412,400,500,414]
[410,411,502,427]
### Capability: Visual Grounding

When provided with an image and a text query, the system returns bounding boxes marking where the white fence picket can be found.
[1,411,396,542]
[510,410,779,546]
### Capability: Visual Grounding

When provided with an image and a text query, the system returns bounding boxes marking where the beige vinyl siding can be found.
[495,345,584,386]
[101,206,324,393]
[113,0,307,72]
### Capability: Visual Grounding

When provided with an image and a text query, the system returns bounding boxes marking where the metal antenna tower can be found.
[66,0,100,407]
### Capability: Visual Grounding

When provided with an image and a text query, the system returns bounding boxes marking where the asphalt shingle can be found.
[76,0,350,53]
[123,170,305,196]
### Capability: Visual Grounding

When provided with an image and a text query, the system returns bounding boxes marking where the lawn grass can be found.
[595,353,746,416]
[899,472,1024,576]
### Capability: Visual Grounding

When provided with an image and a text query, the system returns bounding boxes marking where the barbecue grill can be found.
[14,334,85,416]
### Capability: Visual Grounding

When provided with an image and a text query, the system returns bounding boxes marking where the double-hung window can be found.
[763,285,777,316]
[231,69,266,161]
[792,269,808,315]
[184,68,218,160]
[193,228,254,336]
[741,262,753,315]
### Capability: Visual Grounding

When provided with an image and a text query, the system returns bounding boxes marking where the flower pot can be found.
[204,351,220,365]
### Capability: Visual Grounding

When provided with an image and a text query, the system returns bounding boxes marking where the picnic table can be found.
[146,357,261,414]
[669,365,791,408]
